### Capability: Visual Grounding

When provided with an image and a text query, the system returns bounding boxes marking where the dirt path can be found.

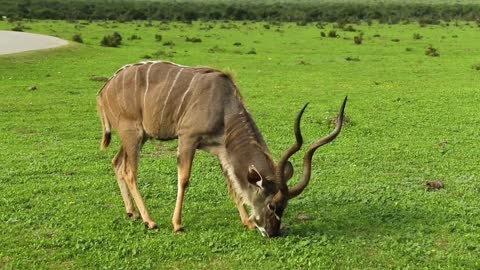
[0,31,69,55]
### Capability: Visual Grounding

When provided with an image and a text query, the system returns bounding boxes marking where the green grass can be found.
[1,20,480,269]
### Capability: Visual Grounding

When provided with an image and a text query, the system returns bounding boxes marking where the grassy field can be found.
[1,20,480,269]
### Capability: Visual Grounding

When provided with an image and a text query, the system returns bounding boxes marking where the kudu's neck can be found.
[223,99,274,177]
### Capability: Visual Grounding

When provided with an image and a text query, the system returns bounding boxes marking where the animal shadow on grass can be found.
[283,201,432,238]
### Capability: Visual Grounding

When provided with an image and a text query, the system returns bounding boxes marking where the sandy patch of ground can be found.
[0,31,68,55]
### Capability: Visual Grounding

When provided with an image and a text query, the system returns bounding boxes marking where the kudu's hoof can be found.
[127,212,140,220]
[144,221,158,230]
[173,225,184,233]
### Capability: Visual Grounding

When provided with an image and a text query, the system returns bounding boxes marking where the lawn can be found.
[1,20,480,268]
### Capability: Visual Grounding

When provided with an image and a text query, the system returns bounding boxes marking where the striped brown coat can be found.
[97,61,346,237]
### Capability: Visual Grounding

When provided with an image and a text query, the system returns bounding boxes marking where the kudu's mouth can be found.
[255,225,281,238]
[256,225,267,237]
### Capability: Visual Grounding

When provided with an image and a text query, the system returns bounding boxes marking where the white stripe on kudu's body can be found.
[154,67,174,105]
[142,62,156,111]
[133,65,139,110]
[160,68,184,126]
[121,70,128,113]
[175,73,198,120]
[97,60,347,237]
[104,83,118,124]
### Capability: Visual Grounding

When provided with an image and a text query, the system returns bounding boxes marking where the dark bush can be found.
[128,34,141,40]
[101,32,122,47]
[11,25,24,32]
[185,37,202,43]
[413,33,423,40]
[246,48,257,54]
[315,22,325,29]
[391,38,400,42]
[343,24,356,32]
[163,41,175,46]
[233,42,242,46]
[472,63,480,70]
[425,45,440,57]
[345,56,360,61]
[155,34,163,42]
[72,33,83,43]
[328,30,338,38]
[320,32,326,37]
[353,33,363,45]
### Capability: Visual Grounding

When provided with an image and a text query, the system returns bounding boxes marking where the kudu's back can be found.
[97,61,238,142]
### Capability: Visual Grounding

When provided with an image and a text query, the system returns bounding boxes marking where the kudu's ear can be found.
[284,161,294,181]
[247,165,264,189]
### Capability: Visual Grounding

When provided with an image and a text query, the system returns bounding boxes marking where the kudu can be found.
[97,61,347,237]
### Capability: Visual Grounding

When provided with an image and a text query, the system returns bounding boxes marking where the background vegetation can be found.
[2,0,480,23]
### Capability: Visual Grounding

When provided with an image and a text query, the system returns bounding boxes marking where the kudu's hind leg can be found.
[172,136,197,233]
[120,130,157,229]
[112,146,138,219]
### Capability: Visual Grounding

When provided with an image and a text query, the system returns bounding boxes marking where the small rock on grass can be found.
[297,214,312,221]
[426,180,444,191]
[28,86,37,91]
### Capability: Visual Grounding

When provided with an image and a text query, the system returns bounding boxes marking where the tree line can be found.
[2,0,480,23]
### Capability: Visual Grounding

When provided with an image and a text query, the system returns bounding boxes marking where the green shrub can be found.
[425,45,439,57]
[128,34,141,40]
[72,33,83,43]
[345,56,360,61]
[185,37,202,43]
[413,33,423,40]
[343,24,356,32]
[353,33,363,45]
[155,34,163,42]
[163,41,175,46]
[328,30,338,38]
[100,32,122,47]
[11,25,24,32]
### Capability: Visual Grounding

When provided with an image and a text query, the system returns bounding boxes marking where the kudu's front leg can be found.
[235,201,256,230]
[172,136,197,232]
[226,183,256,230]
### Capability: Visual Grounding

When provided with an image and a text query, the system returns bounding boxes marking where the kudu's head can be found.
[246,97,347,237]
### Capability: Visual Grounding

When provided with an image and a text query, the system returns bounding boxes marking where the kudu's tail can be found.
[97,97,112,150]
